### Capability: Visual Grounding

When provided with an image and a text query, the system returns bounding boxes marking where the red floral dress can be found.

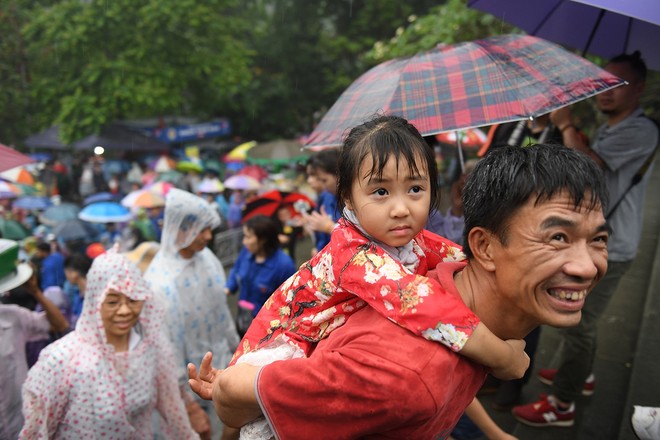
[231,219,479,364]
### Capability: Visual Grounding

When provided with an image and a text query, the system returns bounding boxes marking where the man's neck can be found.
[606,106,638,127]
[454,264,536,340]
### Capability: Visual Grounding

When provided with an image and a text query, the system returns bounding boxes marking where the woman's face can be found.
[316,168,338,195]
[100,290,144,346]
[242,226,263,256]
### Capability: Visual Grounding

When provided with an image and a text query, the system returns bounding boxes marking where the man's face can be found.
[596,62,643,118]
[489,191,609,328]
[180,226,213,256]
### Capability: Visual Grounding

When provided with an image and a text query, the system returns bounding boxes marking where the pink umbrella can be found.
[237,165,269,182]
[0,143,34,172]
[224,175,261,191]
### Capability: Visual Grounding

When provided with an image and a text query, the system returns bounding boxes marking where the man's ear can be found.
[467,227,497,272]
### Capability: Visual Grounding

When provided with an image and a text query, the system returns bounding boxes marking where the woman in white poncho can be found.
[20,246,197,439]
[144,189,239,435]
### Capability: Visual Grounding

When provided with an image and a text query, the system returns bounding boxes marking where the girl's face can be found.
[316,168,338,195]
[101,290,144,347]
[345,153,431,248]
[242,226,263,256]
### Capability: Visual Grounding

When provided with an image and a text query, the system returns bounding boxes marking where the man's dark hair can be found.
[610,51,647,82]
[36,242,51,253]
[64,253,92,276]
[337,114,440,215]
[462,143,608,258]
[244,215,281,257]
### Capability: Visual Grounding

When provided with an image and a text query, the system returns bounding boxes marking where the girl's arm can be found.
[464,398,518,440]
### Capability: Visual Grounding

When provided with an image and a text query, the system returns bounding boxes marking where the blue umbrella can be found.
[78,202,132,223]
[39,203,81,226]
[84,192,117,205]
[13,196,53,211]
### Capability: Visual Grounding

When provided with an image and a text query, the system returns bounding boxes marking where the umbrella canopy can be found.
[304,34,625,149]
[242,190,316,223]
[83,192,117,205]
[39,203,81,226]
[236,165,269,182]
[0,218,30,240]
[121,189,165,209]
[223,175,261,191]
[246,140,311,167]
[145,181,174,197]
[52,219,98,242]
[12,196,52,211]
[224,141,257,163]
[0,143,34,172]
[78,202,133,223]
[0,167,35,185]
[72,124,169,152]
[176,160,204,174]
[197,178,225,194]
[24,126,68,150]
[154,170,184,185]
[468,0,660,70]
[153,156,177,173]
[0,181,21,199]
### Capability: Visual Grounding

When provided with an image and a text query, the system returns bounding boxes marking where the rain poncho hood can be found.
[159,188,221,257]
[21,246,197,439]
[145,189,239,380]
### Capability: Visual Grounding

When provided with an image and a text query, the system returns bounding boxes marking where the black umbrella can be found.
[52,219,98,242]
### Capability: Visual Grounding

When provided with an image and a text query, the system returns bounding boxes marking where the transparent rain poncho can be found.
[21,247,197,439]
[144,189,239,384]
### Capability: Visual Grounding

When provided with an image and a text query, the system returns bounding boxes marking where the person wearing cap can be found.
[0,239,69,440]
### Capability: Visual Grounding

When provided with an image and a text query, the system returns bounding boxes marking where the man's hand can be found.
[188,352,220,401]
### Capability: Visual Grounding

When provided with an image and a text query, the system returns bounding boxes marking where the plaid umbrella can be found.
[304,34,625,149]
[242,190,316,223]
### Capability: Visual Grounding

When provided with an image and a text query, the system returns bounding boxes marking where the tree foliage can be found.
[23,0,253,143]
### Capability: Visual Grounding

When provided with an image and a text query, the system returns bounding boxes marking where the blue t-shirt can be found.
[226,247,297,316]
[40,252,66,290]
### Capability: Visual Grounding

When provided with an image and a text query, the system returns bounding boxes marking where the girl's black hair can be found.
[336,114,439,215]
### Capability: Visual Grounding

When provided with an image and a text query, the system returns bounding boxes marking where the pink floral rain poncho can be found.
[20,247,197,439]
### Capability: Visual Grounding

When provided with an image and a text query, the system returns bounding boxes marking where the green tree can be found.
[24,0,253,143]
[226,0,439,140]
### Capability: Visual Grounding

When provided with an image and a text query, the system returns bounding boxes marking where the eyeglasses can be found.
[102,297,144,311]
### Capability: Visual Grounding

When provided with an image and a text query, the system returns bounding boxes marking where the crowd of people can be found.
[1,50,658,440]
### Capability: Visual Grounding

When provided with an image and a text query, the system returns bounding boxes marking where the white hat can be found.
[0,239,34,293]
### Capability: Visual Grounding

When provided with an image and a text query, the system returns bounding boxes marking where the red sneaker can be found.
[512,394,575,427]
[537,368,595,396]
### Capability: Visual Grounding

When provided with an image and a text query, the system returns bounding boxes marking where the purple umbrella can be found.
[468,0,660,70]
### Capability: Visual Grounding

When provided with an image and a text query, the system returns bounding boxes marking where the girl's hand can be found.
[188,352,220,401]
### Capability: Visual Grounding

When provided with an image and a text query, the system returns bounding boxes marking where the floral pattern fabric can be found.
[232,219,478,364]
